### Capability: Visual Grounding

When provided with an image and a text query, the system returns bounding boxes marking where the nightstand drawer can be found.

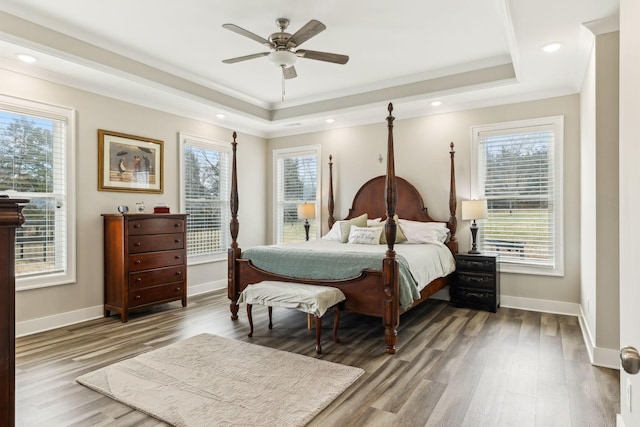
[128,249,185,272]
[128,217,185,235]
[128,233,185,253]
[129,265,186,290]
[129,283,185,307]
[451,286,495,306]
[456,257,495,273]
[455,272,495,290]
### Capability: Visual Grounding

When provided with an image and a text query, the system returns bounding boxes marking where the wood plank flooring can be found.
[15,290,619,426]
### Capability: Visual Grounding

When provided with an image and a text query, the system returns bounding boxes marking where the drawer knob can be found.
[175,255,181,259]
[135,295,141,300]
[174,223,180,227]
[134,242,141,247]
[176,287,181,291]
[134,260,141,265]
[176,271,182,276]
[135,278,142,282]
[175,239,181,243]
[134,224,141,229]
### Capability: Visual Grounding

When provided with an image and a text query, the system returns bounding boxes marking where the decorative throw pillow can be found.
[338,213,368,243]
[348,226,383,245]
[399,219,449,244]
[367,218,383,226]
[379,215,408,244]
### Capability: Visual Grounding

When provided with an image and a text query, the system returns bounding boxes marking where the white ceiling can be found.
[0,0,619,138]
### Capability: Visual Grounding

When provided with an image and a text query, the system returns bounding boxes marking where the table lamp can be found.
[297,203,316,241]
[461,199,488,254]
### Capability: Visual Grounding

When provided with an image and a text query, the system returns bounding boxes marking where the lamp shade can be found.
[461,199,488,220]
[297,203,315,219]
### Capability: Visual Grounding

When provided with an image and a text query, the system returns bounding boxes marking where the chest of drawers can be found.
[103,214,187,322]
[450,253,499,312]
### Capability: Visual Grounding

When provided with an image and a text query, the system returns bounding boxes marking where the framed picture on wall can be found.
[98,129,164,193]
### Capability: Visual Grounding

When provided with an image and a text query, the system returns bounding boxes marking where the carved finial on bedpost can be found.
[328,155,335,229]
[230,131,239,249]
[448,142,458,253]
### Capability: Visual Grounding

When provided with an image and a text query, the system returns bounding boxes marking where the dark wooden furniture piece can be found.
[1,198,27,427]
[228,103,458,354]
[103,213,187,322]
[450,253,500,312]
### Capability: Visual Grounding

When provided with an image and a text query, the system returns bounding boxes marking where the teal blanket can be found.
[242,246,421,309]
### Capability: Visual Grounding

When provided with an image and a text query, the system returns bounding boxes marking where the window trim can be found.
[272,145,321,244]
[471,116,564,276]
[178,132,231,265]
[0,95,77,290]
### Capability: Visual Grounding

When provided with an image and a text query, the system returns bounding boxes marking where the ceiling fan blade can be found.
[283,65,297,80]
[222,52,270,64]
[286,19,326,48]
[222,23,272,48]
[296,49,349,65]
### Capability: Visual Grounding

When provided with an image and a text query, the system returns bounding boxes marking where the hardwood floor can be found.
[15,290,619,426]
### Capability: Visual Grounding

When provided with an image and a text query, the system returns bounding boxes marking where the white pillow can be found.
[348,226,383,245]
[398,219,449,244]
[322,213,368,243]
[367,218,383,226]
[322,221,342,241]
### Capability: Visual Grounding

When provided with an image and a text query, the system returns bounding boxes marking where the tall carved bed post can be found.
[327,155,335,229]
[448,142,458,254]
[228,131,240,320]
[383,103,400,354]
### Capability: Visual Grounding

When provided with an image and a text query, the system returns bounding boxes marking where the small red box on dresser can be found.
[153,206,170,214]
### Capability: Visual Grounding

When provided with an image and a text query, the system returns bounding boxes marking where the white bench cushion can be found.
[238,281,346,317]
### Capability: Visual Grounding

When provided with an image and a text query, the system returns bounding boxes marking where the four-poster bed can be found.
[227,103,458,354]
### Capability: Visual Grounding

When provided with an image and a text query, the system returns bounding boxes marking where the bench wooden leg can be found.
[333,306,341,344]
[314,315,323,354]
[246,304,254,337]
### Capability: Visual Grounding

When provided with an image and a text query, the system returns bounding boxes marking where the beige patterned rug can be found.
[76,333,364,426]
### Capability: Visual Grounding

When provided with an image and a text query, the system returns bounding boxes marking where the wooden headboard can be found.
[344,176,439,222]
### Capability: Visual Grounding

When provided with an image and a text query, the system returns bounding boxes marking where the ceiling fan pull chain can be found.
[281,66,286,101]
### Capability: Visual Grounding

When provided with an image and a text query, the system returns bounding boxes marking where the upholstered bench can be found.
[238,281,346,354]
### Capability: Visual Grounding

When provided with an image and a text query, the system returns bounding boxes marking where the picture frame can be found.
[98,129,163,193]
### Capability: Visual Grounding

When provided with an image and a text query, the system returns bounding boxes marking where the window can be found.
[274,146,320,244]
[179,133,230,263]
[471,116,563,276]
[0,95,76,290]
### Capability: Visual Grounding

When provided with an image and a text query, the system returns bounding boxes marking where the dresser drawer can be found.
[128,233,185,253]
[128,217,185,235]
[456,256,495,273]
[129,265,186,290]
[455,272,495,291]
[128,250,185,272]
[128,283,185,308]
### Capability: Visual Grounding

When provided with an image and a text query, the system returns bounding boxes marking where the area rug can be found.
[76,333,364,426]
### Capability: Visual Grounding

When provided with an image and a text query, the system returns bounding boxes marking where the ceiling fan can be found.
[221,18,349,81]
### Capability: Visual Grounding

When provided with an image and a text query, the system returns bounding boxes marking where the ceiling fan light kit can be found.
[222,18,349,100]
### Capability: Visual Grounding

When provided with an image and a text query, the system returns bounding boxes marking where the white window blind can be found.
[274,147,320,244]
[473,117,563,276]
[0,95,75,289]
[180,134,230,260]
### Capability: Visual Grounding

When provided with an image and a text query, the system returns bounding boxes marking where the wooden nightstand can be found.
[450,253,500,312]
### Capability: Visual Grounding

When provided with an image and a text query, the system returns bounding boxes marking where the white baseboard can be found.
[617,413,625,427]
[577,306,620,369]
[500,295,581,316]
[16,279,227,337]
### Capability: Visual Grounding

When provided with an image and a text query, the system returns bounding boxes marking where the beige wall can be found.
[268,95,582,304]
[3,68,267,325]
[580,31,620,355]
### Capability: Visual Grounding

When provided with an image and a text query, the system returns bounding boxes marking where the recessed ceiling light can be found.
[541,42,562,53]
[430,101,442,107]
[17,54,37,63]
[325,118,335,124]
[215,113,226,119]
